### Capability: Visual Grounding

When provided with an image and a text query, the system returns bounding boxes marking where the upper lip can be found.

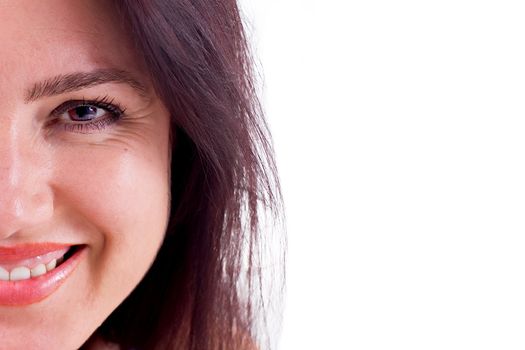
[0,243,73,262]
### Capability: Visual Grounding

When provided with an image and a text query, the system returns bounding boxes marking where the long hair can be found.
[94,1,284,349]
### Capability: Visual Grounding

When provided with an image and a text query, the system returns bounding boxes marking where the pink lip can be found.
[0,245,85,306]
[0,243,71,262]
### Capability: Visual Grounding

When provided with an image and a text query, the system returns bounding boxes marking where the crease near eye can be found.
[49,95,126,134]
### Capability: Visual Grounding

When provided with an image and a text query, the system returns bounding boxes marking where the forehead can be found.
[0,0,140,91]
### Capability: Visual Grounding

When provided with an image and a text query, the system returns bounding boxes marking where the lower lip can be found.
[0,246,86,306]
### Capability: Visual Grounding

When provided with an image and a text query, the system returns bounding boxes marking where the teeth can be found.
[45,259,57,271]
[0,253,68,282]
[10,267,31,281]
[30,264,47,277]
[0,267,8,281]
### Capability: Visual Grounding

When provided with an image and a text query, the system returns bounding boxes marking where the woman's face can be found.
[0,0,171,348]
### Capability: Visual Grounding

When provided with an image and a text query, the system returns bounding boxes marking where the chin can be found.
[0,321,93,350]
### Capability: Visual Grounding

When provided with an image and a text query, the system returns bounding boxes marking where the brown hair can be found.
[92,0,284,349]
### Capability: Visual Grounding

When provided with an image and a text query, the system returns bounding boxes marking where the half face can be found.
[0,0,171,349]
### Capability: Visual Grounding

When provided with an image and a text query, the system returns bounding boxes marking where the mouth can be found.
[0,244,86,306]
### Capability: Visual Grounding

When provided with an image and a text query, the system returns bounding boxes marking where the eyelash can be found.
[49,96,126,134]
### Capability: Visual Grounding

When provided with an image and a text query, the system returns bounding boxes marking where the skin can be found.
[0,0,171,349]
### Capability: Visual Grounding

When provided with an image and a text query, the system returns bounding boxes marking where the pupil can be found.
[73,106,97,120]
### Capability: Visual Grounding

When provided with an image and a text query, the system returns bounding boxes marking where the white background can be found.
[240,1,525,349]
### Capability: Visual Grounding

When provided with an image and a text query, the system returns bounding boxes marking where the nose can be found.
[0,123,53,238]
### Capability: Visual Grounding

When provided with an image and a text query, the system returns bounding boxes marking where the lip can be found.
[0,245,86,306]
[0,243,72,262]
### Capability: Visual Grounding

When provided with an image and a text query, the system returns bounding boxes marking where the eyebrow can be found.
[25,68,148,102]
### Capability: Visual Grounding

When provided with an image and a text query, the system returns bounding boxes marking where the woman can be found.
[0,0,282,349]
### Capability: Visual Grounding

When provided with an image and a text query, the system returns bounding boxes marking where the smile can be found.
[0,244,86,306]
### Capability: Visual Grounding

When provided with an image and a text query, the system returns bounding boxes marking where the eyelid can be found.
[50,96,125,119]
[47,96,126,134]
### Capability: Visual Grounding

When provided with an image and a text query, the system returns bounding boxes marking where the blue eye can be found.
[65,105,106,121]
[50,97,125,133]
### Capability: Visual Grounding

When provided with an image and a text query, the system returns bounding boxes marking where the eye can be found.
[50,97,125,133]
[65,105,107,122]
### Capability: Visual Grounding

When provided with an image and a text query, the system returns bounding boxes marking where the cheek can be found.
[51,144,170,293]
[54,146,169,229]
